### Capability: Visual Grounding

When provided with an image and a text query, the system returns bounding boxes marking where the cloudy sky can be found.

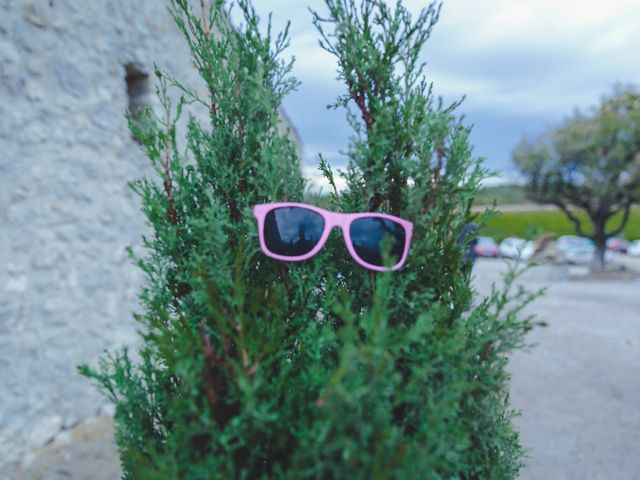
[234,1,640,188]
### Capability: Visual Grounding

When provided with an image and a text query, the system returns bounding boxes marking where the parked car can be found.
[555,235,592,261]
[499,237,535,260]
[474,236,499,258]
[554,235,613,265]
[606,237,630,253]
[628,240,640,256]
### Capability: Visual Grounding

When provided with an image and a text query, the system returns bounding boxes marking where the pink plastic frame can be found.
[253,202,413,272]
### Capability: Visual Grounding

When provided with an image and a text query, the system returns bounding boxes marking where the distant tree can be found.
[513,86,640,271]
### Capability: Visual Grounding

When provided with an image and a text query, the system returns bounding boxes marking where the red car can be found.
[474,236,499,258]
[606,237,630,253]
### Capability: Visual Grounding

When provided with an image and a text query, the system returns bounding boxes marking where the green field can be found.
[480,208,640,241]
[306,187,640,242]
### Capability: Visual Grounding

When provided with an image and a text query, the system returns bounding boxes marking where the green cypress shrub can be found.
[81,1,537,478]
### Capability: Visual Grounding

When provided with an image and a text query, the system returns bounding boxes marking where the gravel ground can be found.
[18,258,640,479]
[476,258,640,480]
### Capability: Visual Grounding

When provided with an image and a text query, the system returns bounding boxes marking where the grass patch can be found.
[306,190,640,242]
[481,208,640,241]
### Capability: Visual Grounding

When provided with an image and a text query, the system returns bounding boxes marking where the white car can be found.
[499,237,535,260]
[555,235,594,264]
[628,240,640,257]
[555,235,612,265]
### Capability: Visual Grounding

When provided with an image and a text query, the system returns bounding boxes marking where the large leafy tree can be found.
[513,86,640,271]
[82,1,536,478]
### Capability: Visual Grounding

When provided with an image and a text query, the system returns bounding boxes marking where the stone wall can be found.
[0,0,299,473]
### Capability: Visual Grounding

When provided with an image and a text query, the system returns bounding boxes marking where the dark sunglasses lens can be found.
[350,217,406,267]
[264,207,325,257]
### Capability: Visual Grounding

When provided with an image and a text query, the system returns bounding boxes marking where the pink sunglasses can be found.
[252,202,413,271]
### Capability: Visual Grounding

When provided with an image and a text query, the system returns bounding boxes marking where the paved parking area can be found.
[474,259,640,480]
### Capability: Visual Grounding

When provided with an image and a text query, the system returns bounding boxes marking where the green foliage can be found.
[513,85,640,269]
[482,208,640,242]
[81,1,537,478]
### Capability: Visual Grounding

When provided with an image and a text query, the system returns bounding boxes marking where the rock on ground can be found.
[17,415,120,480]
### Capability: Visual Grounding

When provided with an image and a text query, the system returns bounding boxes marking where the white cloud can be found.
[290,31,339,78]
[251,1,640,104]
[421,0,640,114]
[287,0,640,115]
[409,0,640,48]
[302,165,348,193]
[245,1,640,172]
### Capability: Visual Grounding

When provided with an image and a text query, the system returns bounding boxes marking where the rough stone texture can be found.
[0,1,301,475]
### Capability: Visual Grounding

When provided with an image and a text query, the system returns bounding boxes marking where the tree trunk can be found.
[592,241,606,272]
[590,215,608,272]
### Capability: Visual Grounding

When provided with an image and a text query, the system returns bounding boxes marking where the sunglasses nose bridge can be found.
[323,212,350,234]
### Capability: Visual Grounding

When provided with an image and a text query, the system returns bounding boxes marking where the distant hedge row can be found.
[474,185,528,206]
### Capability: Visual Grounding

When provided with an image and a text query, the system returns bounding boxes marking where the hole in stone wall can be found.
[124,63,150,141]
